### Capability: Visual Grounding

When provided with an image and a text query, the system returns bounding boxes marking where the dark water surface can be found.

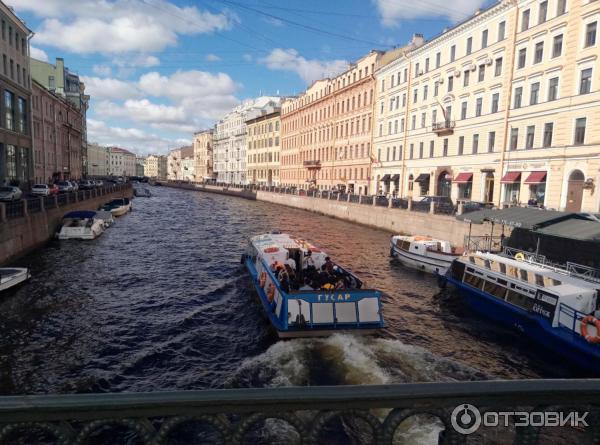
[0,186,579,396]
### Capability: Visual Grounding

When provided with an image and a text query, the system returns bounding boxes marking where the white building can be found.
[213,96,282,184]
[108,147,136,177]
[181,146,195,181]
[87,143,109,177]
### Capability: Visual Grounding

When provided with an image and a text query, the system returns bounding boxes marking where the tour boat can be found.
[390,235,462,275]
[101,198,132,217]
[242,232,385,338]
[58,211,106,240]
[0,268,30,292]
[439,250,600,372]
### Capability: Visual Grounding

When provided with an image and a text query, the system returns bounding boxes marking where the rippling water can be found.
[0,186,581,398]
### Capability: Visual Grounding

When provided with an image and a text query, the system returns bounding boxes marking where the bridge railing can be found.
[0,380,598,444]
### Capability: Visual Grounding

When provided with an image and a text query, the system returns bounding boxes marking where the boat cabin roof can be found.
[63,211,97,219]
[251,233,326,265]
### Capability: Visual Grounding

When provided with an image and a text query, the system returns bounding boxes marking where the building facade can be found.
[213,96,281,184]
[180,146,195,181]
[245,106,281,186]
[144,154,167,179]
[193,129,214,182]
[32,80,84,183]
[135,156,145,177]
[86,143,109,177]
[108,147,136,177]
[373,0,600,213]
[0,2,32,187]
[167,147,182,180]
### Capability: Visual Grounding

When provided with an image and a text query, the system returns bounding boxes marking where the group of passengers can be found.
[270,250,355,293]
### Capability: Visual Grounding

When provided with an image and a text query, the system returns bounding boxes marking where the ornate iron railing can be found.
[1,380,599,444]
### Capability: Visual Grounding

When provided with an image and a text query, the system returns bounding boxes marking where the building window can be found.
[491,93,499,113]
[423,85,428,100]
[429,141,434,157]
[539,1,548,24]
[461,101,468,120]
[530,82,540,105]
[518,48,526,69]
[443,138,448,156]
[495,57,503,77]
[580,68,592,94]
[557,0,566,16]
[510,128,519,150]
[413,88,418,103]
[553,34,563,57]
[419,142,424,158]
[450,45,456,62]
[586,22,597,48]
[543,123,553,147]
[4,90,13,131]
[514,87,523,108]
[463,69,470,87]
[476,97,483,116]
[482,29,488,49]
[548,77,559,101]
[448,76,453,92]
[466,37,472,55]
[488,131,496,152]
[17,97,25,133]
[458,136,464,155]
[498,21,506,41]
[526,126,535,149]
[574,118,586,145]
[522,9,530,31]
[436,52,441,68]
[6,144,16,179]
[534,42,544,63]
[473,134,479,154]
[434,82,439,97]
[421,112,426,128]
[411,115,416,130]
[409,144,414,159]
[478,65,485,82]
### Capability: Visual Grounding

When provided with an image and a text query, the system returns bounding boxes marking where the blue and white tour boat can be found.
[242,232,385,338]
[439,249,600,372]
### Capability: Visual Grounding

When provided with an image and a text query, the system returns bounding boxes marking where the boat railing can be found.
[557,303,587,337]
[464,235,503,253]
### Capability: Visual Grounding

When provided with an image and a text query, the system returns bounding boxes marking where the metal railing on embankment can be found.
[0,184,131,224]
[0,380,598,444]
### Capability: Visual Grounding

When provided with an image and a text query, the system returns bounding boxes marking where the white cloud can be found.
[10,0,237,54]
[373,0,486,25]
[92,64,112,76]
[81,76,142,100]
[30,46,49,62]
[96,99,188,125]
[205,54,221,62]
[243,53,253,62]
[138,70,240,102]
[112,55,160,68]
[260,48,348,84]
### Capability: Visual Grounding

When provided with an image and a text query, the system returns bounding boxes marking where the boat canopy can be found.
[250,233,328,270]
[63,211,97,219]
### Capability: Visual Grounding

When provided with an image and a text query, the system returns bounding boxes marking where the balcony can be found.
[432,120,455,136]
[303,160,322,170]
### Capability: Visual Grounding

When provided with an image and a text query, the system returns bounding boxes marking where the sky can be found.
[11,0,493,156]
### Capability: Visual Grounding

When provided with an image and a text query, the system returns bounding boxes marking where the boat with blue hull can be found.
[243,232,384,338]
[439,250,600,372]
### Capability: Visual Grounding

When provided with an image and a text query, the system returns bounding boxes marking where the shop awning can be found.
[500,171,521,184]
[454,173,473,184]
[524,171,547,184]
[380,174,391,182]
[391,174,400,182]
[415,173,430,184]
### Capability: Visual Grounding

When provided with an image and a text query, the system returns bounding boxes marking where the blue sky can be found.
[11,0,493,155]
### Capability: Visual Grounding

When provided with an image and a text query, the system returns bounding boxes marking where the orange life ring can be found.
[580,316,600,343]
[267,283,275,302]
[259,271,267,288]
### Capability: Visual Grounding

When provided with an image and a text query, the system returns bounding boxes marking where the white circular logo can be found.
[451,404,482,435]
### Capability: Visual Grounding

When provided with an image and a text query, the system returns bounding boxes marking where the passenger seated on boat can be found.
[285,264,300,291]
[299,277,314,291]
[324,257,334,274]
[334,277,346,290]
[316,265,332,287]
[303,250,316,274]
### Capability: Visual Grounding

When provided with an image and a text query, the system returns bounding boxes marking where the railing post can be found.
[430,201,435,214]
[40,197,45,212]
[407,197,413,211]
[347,193,351,203]
[457,202,464,215]
[54,195,58,208]
[388,197,393,208]
[0,202,6,223]
[372,195,376,206]
[337,193,341,201]
[358,195,362,204]
[22,199,28,217]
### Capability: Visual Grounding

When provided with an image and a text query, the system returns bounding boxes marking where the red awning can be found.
[454,173,473,184]
[501,171,521,184]
[524,171,547,184]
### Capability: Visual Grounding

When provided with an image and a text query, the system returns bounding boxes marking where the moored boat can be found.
[95,210,115,228]
[0,268,30,292]
[390,235,462,275]
[101,198,132,216]
[134,187,152,197]
[242,232,385,338]
[58,211,106,240]
[439,249,600,372]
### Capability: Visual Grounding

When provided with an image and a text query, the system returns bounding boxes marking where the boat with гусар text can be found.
[242,232,385,338]
[390,235,463,275]
[439,248,600,372]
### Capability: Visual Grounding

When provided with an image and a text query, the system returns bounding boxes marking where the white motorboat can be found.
[0,268,30,292]
[134,187,152,197]
[58,211,106,240]
[101,198,132,216]
[95,210,115,228]
[390,235,463,275]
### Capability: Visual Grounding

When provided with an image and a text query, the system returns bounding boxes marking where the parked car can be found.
[95,180,104,187]
[31,184,52,196]
[459,200,494,214]
[418,196,455,215]
[79,180,95,190]
[0,186,23,201]
[48,184,59,195]
[69,181,79,191]
[56,181,73,193]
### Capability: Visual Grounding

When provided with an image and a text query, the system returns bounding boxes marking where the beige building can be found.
[373,0,600,213]
[181,146,195,181]
[108,147,136,177]
[87,143,109,177]
[167,147,182,180]
[193,129,214,182]
[246,105,281,186]
[144,154,167,179]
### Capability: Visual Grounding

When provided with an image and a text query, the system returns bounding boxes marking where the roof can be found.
[537,219,600,242]
[457,207,579,230]
[63,211,96,219]
[110,147,135,156]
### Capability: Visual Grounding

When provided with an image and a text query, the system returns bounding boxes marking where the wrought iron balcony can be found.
[432,120,456,136]
[303,160,322,169]
[0,380,598,444]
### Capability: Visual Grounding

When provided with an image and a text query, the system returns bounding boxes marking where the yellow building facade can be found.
[373,0,600,213]
[246,108,281,186]
[193,129,214,182]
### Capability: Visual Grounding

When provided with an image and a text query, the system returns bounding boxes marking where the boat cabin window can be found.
[398,240,411,251]
[463,272,485,290]
[451,260,466,280]
[469,256,475,264]
[499,263,506,274]
[484,260,491,269]
[506,289,534,311]
[519,269,528,281]
[535,274,545,287]
[484,281,508,299]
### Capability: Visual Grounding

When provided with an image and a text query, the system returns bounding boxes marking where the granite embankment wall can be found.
[163,182,256,200]
[163,182,495,246]
[0,185,133,265]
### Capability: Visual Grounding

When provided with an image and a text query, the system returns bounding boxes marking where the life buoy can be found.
[580,316,600,343]
[267,283,276,302]
[259,271,267,288]
[514,252,526,262]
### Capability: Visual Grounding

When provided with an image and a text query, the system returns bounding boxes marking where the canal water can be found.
[0,186,585,440]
